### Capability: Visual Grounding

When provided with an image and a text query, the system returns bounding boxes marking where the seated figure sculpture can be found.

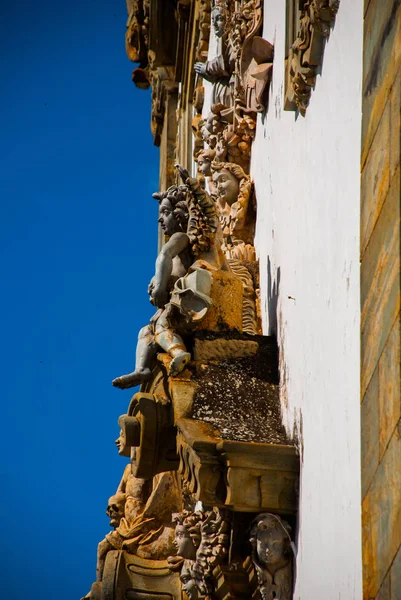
[113,165,227,389]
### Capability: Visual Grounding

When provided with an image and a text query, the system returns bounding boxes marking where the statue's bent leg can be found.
[112,325,157,389]
[154,310,191,376]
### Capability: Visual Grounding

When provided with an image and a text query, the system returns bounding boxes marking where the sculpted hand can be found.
[194,62,207,77]
[150,284,169,308]
[175,164,190,183]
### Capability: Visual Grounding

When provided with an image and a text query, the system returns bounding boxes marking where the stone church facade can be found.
[82,1,401,598]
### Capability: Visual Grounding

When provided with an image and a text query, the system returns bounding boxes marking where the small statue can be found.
[113,166,226,389]
[194,2,235,110]
[249,513,294,600]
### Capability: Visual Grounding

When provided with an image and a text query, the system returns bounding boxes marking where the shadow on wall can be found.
[267,256,281,336]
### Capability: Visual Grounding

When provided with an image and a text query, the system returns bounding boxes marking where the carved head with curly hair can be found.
[172,511,203,560]
[152,185,189,237]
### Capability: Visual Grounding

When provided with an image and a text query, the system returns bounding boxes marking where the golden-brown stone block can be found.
[200,269,243,332]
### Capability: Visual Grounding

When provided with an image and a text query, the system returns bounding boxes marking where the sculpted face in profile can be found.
[212,168,239,206]
[174,524,197,561]
[158,198,181,237]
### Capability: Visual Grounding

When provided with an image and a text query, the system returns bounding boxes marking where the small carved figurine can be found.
[249,513,294,600]
[194,2,235,110]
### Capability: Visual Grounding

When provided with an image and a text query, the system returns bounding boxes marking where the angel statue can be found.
[113,165,228,389]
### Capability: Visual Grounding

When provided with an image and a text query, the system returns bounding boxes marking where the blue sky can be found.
[0,1,159,597]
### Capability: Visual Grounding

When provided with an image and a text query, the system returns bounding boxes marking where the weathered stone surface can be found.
[199,268,243,332]
[193,337,259,361]
[361,366,379,498]
[378,318,401,459]
[361,99,391,255]
[361,167,400,396]
[390,543,401,599]
[390,68,401,181]
[362,430,401,598]
[362,0,401,155]
[376,572,391,600]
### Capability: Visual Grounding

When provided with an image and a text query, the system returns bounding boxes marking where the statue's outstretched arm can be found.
[149,232,189,308]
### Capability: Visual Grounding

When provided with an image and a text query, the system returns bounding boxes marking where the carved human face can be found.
[197,155,211,176]
[174,524,197,560]
[213,168,239,206]
[180,562,198,600]
[158,198,178,237]
[115,429,125,455]
[212,8,225,37]
[256,522,287,567]
[106,494,126,528]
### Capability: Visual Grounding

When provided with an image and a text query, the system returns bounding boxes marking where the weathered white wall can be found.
[251,1,363,597]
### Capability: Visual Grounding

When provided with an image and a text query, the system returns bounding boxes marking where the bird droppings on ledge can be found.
[190,339,291,445]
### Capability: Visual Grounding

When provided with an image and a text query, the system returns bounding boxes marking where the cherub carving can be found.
[168,509,229,599]
[249,513,294,600]
[113,166,227,389]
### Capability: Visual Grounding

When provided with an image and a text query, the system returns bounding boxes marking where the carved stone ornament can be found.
[285,0,340,115]
[249,513,294,600]
[112,166,242,391]
[81,466,182,599]
[168,508,230,598]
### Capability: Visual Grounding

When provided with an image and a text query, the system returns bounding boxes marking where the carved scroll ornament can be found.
[285,0,340,115]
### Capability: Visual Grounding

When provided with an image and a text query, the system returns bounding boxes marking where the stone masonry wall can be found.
[361,1,401,598]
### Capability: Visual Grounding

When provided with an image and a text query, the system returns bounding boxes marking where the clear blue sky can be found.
[0,1,159,597]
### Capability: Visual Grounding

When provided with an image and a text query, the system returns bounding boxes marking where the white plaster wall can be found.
[251,1,363,597]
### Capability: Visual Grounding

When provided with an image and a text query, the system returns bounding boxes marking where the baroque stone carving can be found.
[113,165,243,390]
[250,513,294,600]
[168,508,230,598]
[82,465,181,599]
[285,0,340,115]
[193,1,273,173]
[211,160,258,334]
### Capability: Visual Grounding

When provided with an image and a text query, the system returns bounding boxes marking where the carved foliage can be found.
[285,0,340,115]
